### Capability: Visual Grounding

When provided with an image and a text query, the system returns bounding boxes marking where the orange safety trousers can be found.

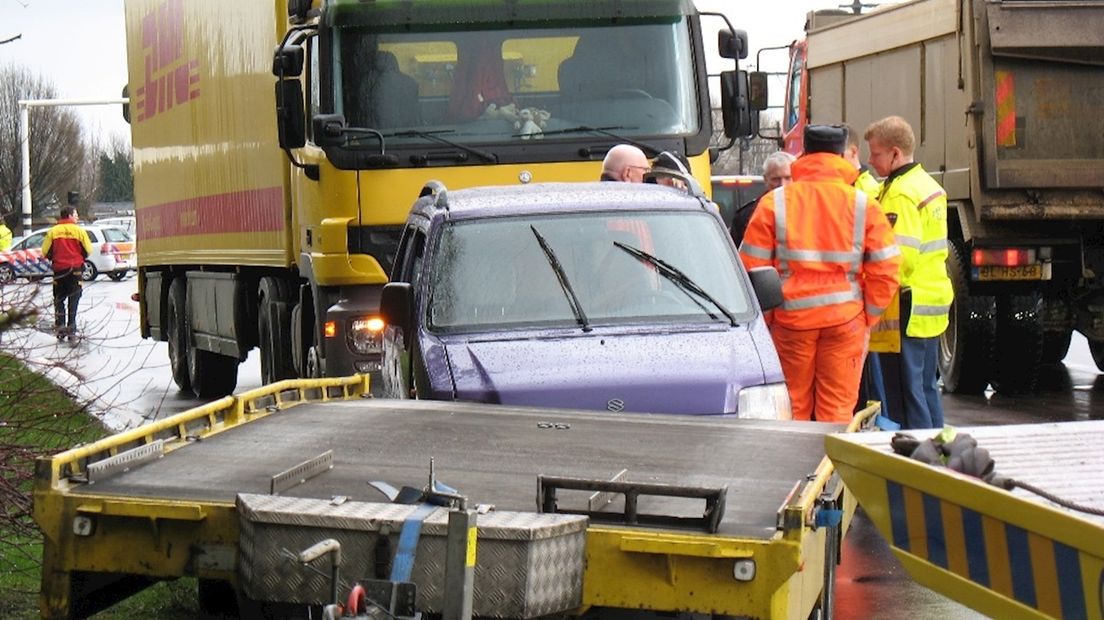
[770,313,866,423]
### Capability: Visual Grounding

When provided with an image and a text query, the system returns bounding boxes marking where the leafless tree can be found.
[710,109,785,176]
[0,64,91,234]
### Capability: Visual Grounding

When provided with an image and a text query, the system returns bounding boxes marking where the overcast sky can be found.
[0,0,894,147]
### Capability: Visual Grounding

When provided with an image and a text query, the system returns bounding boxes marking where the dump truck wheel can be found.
[991,293,1044,394]
[939,242,994,394]
[1089,339,1104,372]
[258,277,296,384]
[1041,329,1073,364]
[166,278,192,393]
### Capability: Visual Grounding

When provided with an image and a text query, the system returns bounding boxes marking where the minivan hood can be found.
[444,327,773,415]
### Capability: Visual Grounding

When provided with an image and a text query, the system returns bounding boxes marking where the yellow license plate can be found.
[976,264,1042,281]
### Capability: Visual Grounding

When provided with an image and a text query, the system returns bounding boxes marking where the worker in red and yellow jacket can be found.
[42,207,92,341]
[740,125,901,422]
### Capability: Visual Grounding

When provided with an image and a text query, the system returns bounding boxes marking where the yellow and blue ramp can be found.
[826,421,1104,619]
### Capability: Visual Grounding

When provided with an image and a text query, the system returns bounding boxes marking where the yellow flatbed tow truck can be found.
[34,377,878,619]
[826,421,1104,619]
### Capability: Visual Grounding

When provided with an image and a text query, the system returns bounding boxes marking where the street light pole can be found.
[18,97,129,233]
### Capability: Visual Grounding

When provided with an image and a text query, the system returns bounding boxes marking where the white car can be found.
[0,225,136,284]
[95,216,136,237]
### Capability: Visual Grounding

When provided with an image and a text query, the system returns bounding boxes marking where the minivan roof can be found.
[411,182,711,222]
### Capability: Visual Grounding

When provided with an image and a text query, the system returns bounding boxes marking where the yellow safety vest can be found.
[856,171,904,353]
[876,163,953,339]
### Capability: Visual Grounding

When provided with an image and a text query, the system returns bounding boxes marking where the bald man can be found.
[600,144,650,182]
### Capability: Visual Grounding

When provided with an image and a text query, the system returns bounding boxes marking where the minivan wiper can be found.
[535,125,659,157]
[613,241,738,327]
[530,225,592,332]
[385,129,498,163]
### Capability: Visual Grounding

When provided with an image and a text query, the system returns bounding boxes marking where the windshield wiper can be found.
[530,225,591,333]
[384,129,498,163]
[613,241,738,327]
[534,125,660,157]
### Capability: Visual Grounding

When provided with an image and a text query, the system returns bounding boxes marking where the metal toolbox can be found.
[237,493,587,618]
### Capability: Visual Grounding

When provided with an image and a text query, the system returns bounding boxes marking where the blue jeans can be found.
[856,352,889,417]
[880,337,944,429]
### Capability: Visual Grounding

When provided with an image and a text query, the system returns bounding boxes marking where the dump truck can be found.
[124,0,761,398]
[771,0,1104,394]
[33,376,879,619]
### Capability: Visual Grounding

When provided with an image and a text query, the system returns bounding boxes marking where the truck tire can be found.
[1089,340,1104,372]
[939,242,994,394]
[166,278,192,393]
[185,289,239,398]
[990,294,1044,394]
[1041,329,1073,364]
[258,277,296,384]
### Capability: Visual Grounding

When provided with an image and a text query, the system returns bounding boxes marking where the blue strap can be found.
[816,509,844,528]
[874,414,901,431]
[390,503,437,582]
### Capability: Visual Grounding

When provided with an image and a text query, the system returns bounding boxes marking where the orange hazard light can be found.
[324,320,337,338]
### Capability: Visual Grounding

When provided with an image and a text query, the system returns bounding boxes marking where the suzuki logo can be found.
[607,399,625,412]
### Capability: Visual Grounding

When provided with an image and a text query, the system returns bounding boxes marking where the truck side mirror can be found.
[275,80,306,149]
[747,266,784,312]
[311,114,348,147]
[121,84,131,124]
[380,282,414,330]
[272,44,305,77]
[748,72,769,111]
[720,70,754,139]
[718,29,748,60]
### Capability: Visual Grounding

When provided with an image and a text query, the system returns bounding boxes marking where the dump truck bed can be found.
[74,398,838,540]
[826,421,1104,620]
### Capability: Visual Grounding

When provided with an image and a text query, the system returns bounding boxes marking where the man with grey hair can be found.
[600,144,651,183]
[729,151,796,246]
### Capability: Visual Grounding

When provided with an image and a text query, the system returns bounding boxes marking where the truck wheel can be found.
[1089,340,1104,372]
[185,294,239,398]
[990,294,1044,394]
[1041,329,1073,364]
[939,242,995,394]
[258,277,296,384]
[166,278,192,393]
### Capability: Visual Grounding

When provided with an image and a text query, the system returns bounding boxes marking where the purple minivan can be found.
[380,180,791,418]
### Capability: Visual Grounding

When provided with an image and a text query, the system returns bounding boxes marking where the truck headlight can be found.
[347,316,385,355]
[737,383,791,420]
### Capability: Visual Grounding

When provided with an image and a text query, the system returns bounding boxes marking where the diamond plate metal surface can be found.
[237,494,586,617]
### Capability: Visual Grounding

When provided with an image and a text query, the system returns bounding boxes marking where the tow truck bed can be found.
[826,422,1104,620]
[77,398,836,539]
[35,377,872,619]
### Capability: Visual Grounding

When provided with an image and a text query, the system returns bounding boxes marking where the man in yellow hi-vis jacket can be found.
[865,116,954,429]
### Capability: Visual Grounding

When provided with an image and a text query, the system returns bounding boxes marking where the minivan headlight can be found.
[348,316,385,355]
[737,383,792,420]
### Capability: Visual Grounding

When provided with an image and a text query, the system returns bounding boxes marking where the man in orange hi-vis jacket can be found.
[740,125,901,422]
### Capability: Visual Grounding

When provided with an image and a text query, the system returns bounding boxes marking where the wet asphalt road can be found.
[9,278,1102,618]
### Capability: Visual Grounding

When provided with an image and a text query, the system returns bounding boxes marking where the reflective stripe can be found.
[914,304,951,316]
[919,238,948,253]
[778,248,862,263]
[774,187,788,277]
[873,319,901,332]
[917,190,946,210]
[866,245,901,262]
[895,234,921,249]
[742,243,773,260]
[852,191,867,274]
[782,283,862,311]
[866,303,887,317]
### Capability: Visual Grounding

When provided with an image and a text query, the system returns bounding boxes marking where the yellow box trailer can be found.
[124,0,760,398]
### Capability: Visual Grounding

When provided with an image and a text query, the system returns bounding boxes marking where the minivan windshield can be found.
[427,211,753,332]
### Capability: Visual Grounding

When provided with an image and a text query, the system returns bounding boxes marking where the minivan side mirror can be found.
[747,266,784,311]
[380,282,414,330]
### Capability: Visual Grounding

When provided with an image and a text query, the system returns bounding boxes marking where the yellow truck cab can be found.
[125,0,764,397]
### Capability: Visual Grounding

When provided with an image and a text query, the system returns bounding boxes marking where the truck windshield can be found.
[427,211,752,333]
[331,19,700,145]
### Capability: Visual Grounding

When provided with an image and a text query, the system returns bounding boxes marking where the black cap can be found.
[652,151,690,174]
[803,124,847,155]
